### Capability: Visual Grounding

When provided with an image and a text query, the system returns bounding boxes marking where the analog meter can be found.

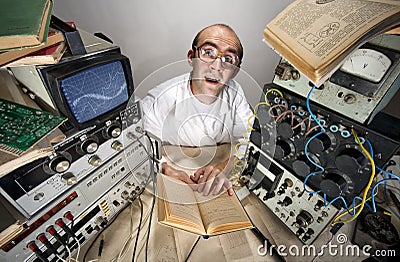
[340,48,392,83]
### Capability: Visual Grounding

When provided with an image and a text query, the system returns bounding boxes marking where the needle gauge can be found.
[340,48,392,83]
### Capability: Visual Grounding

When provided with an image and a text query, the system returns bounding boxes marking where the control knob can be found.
[61,172,77,186]
[292,152,320,177]
[335,147,367,173]
[277,122,294,138]
[294,210,314,228]
[106,122,122,138]
[320,172,348,198]
[49,155,70,173]
[308,132,333,153]
[81,139,98,154]
[274,138,294,160]
[111,140,123,151]
[88,155,102,167]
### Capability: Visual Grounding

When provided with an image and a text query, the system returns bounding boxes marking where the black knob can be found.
[81,139,98,154]
[277,116,304,138]
[320,172,347,198]
[277,122,294,138]
[106,123,122,138]
[309,133,331,153]
[274,139,293,159]
[49,155,70,173]
[292,160,313,177]
[278,196,292,206]
[292,152,319,177]
[335,148,366,173]
[295,210,314,228]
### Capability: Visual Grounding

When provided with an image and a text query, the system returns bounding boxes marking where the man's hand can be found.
[161,162,196,186]
[191,165,233,196]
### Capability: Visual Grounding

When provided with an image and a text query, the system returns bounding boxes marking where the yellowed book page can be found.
[158,174,205,233]
[265,0,400,73]
[195,191,252,235]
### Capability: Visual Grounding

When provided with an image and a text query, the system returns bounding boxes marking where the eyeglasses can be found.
[194,45,240,69]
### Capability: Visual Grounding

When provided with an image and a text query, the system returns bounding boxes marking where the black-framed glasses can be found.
[194,45,240,69]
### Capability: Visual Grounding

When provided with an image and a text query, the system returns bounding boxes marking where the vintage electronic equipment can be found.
[241,84,400,244]
[1,32,141,218]
[0,98,67,155]
[9,31,134,135]
[0,143,152,262]
[0,100,143,218]
[272,34,400,124]
[244,143,338,244]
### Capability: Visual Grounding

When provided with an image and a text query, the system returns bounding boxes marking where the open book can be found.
[263,0,400,86]
[157,173,253,236]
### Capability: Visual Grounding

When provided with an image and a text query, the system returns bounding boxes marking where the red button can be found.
[27,241,38,252]
[37,234,47,243]
[47,226,56,235]
[56,219,65,227]
[64,212,74,221]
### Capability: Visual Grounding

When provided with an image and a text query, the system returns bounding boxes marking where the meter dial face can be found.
[340,48,392,83]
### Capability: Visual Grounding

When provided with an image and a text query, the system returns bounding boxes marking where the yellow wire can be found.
[231,87,283,183]
[332,129,376,224]
[332,191,377,223]
[264,88,283,106]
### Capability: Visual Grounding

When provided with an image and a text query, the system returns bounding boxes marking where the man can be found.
[141,24,253,196]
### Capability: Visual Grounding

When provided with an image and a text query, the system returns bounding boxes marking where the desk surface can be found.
[77,145,396,262]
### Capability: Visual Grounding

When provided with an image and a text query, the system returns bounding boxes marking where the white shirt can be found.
[141,73,253,154]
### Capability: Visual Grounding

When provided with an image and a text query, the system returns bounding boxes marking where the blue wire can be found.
[377,166,400,180]
[305,85,325,132]
[302,85,326,194]
[304,131,325,172]
[303,131,325,194]
[303,172,322,195]
[322,137,373,211]
[371,178,400,212]
[365,139,400,219]
[324,194,373,215]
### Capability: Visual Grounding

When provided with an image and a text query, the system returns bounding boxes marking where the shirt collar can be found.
[175,74,230,120]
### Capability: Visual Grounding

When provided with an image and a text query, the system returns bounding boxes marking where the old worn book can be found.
[157,173,253,236]
[0,0,53,51]
[263,0,400,86]
[6,41,66,67]
[0,27,64,67]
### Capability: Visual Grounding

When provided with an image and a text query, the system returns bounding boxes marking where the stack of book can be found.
[0,0,66,68]
[263,0,400,86]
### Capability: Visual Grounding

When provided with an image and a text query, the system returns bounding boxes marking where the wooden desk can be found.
[78,145,371,262]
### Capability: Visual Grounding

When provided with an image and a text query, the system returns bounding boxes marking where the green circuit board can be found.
[0,98,67,155]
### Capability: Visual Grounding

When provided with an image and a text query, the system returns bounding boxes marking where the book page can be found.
[265,0,400,82]
[195,191,252,235]
[158,174,205,233]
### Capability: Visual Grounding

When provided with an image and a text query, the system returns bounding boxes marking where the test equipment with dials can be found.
[273,34,400,124]
[241,33,400,244]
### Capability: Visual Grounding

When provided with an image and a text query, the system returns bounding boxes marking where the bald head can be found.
[192,24,243,61]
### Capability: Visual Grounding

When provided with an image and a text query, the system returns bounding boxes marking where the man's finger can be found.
[201,176,215,196]
[212,177,226,195]
[192,168,205,182]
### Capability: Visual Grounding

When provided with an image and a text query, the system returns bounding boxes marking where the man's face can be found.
[189,26,241,99]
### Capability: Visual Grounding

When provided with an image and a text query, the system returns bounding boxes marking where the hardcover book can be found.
[0,0,53,50]
[6,41,66,67]
[157,173,253,236]
[263,0,400,86]
[0,27,64,67]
